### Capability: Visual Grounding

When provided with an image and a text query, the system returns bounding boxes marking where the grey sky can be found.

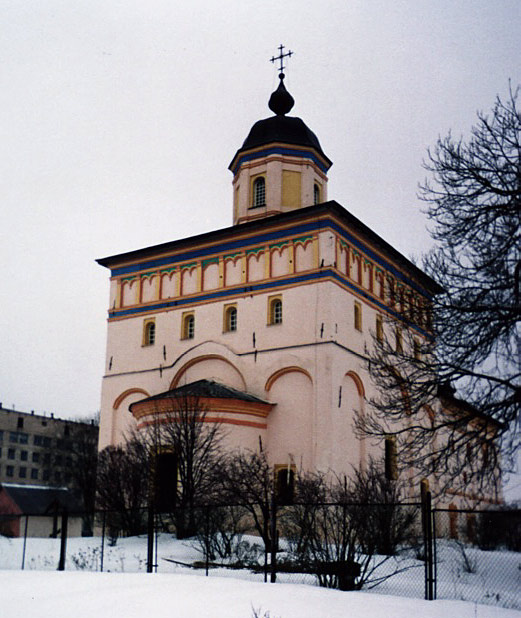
[1,0,519,472]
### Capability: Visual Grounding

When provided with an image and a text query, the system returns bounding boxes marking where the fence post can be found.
[270,491,277,583]
[421,490,434,600]
[21,515,29,570]
[58,508,68,571]
[147,503,155,573]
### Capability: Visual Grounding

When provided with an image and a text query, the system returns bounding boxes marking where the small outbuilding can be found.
[0,483,83,538]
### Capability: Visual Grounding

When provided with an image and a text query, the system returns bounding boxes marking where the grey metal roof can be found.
[131,379,271,409]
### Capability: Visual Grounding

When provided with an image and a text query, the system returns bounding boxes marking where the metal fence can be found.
[1,499,519,611]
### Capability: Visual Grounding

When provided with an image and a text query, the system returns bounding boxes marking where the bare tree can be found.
[138,393,225,538]
[358,85,521,498]
[216,449,275,551]
[96,438,150,541]
[285,465,417,590]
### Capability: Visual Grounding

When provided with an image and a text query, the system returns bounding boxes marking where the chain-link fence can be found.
[433,507,521,610]
[1,501,519,611]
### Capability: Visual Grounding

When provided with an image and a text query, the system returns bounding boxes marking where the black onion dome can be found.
[268,75,294,115]
[239,115,327,158]
[228,76,332,171]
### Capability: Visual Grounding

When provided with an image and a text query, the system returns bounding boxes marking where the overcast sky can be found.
[1,0,519,491]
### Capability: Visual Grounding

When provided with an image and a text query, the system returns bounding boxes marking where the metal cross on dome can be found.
[270,44,293,76]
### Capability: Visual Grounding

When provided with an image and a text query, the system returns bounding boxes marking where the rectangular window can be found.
[0,430,3,442]
[19,433,28,444]
[32,452,40,463]
[6,465,14,477]
[395,328,403,354]
[385,437,398,481]
[43,437,52,448]
[43,453,51,465]
[19,466,26,478]
[17,417,24,429]
[55,455,62,466]
[9,432,18,443]
[20,450,28,461]
[413,338,421,360]
[376,314,383,342]
[31,468,39,480]
[8,448,15,460]
[354,301,362,331]
[34,435,43,446]
[43,469,50,481]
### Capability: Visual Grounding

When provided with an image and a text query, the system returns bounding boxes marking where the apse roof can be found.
[130,379,271,408]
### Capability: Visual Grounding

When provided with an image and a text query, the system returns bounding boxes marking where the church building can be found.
[97,55,442,499]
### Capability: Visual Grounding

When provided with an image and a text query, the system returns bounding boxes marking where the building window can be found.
[354,301,362,331]
[8,448,15,460]
[17,417,24,429]
[55,471,62,483]
[34,435,42,446]
[181,312,195,339]
[19,467,26,478]
[31,468,39,480]
[143,319,156,346]
[395,328,403,354]
[43,469,50,481]
[376,314,383,342]
[223,304,237,332]
[413,338,421,360]
[274,465,295,505]
[20,450,28,461]
[0,430,3,442]
[32,452,40,463]
[313,183,321,205]
[268,296,283,325]
[6,465,14,477]
[252,176,266,208]
[55,455,62,466]
[43,453,51,465]
[385,437,397,480]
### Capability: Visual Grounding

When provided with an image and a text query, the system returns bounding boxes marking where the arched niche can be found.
[170,354,246,392]
[265,366,313,471]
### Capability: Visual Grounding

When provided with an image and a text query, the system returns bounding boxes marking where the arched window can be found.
[225,305,237,332]
[313,183,321,205]
[143,320,155,346]
[269,297,282,325]
[252,177,266,208]
[182,313,195,339]
[275,466,295,505]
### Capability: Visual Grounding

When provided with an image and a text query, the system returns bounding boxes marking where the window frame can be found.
[376,314,384,342]
[267,295,283,325]
[223,304,238,333]
[142,318,156,346]
[354,301,362,332]
[251,175,266,209]
[181,311,195,340]
[313,182,321,205]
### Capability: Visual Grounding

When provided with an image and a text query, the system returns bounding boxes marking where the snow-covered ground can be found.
[1,570,519,618]
[0,533,519,617]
